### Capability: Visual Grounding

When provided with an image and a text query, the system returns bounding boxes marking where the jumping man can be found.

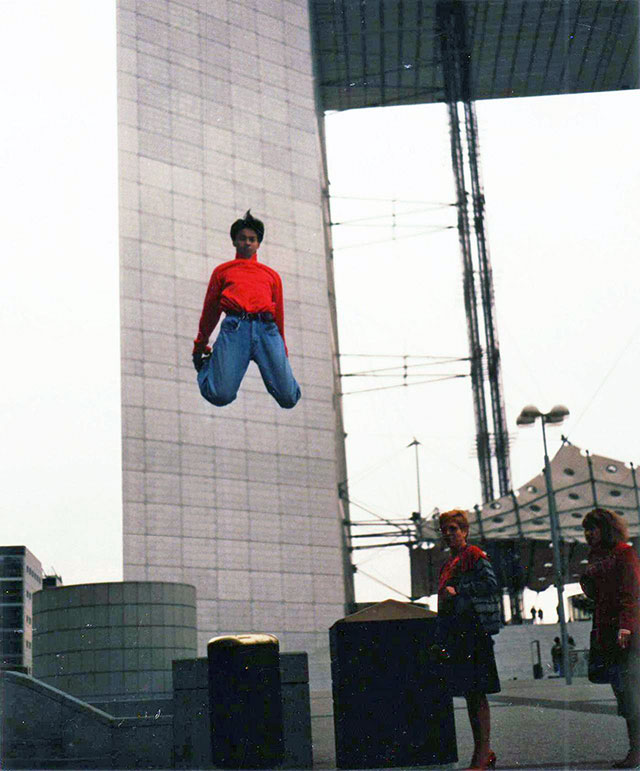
[192,210,301,408]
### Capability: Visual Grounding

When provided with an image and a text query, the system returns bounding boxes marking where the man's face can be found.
[233,228,260,259]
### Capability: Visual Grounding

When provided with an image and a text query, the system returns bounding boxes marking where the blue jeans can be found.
[197,316,301,408]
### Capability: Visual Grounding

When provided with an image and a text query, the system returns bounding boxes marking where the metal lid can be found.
[207,633,279,647]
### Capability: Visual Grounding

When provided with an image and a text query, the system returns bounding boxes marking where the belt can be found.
[225,310,274,322]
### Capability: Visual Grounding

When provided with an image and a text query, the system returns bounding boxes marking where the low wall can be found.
[0,670,172,769]
[0,670,113,769]
[493,620,591,681]
[2,653,312,770]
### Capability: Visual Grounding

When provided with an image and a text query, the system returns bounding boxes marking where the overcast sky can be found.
[1,2,121,581]
[1,3,639,620]
[325,89,640,612]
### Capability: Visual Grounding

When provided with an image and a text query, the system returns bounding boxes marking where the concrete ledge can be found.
[0,671,172,769]
[112,714,173,769]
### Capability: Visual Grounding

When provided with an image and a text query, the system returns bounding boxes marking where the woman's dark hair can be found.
[582,507,629,546]
[438,509,470,535]
[230,209,264,243]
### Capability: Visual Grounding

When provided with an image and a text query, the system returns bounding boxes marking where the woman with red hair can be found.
[581,508,640,768]
[438,509,501,770]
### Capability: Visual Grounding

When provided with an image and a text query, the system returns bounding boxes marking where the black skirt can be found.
[439,604,501,697]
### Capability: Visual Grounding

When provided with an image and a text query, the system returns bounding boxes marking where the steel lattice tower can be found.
[437,0,512,503]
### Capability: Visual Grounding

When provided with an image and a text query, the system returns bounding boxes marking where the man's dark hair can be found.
[582,507,629,547]
[230,210,265,243]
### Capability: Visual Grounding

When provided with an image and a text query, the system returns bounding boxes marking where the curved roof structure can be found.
[311,0,639,111]
[410,443,640,595]
[416,443,640,544]
[474,443,640,542]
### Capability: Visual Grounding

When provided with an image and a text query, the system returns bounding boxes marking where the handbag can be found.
[456,559,502,635]
[469,594,502,636]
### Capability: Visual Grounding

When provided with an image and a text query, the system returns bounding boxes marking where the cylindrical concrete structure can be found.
[32,581,196,704]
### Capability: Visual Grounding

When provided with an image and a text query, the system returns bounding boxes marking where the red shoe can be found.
[468,750,496,770]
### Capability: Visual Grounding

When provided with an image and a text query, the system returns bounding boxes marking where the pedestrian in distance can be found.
[530,606,537,624]
[581,507,640,769]
[192,210,301,409]
[438,509,501,770]
[537,608,544,623]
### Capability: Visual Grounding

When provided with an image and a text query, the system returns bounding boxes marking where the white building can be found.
[0,545,43,674]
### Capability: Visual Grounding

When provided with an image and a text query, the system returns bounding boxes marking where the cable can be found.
[350,520,414,526]
[339,353,470,360]
[340,444,408,488]
[329,194,455,207]
[334,223,452,229]
[351,531,410,539]
[357,547,397,567]
[340,373,467,395]
[342,371,467,379]
[566,319,640,438]
[346,497,408,532]
[331,205,452,226]
[354,565,412,600]
[341,357,469,376]
[332,226,455,251]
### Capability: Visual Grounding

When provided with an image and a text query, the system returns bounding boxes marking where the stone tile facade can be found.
[116,0,347,655]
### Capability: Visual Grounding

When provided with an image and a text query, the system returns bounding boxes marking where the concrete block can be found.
[172,653,311,769]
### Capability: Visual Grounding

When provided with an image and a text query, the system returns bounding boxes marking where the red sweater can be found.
[580,542,640,640]
[193,252,287,354]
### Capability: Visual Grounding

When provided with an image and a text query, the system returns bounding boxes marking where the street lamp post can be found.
[408,438,422,518]
[517,404,572,685]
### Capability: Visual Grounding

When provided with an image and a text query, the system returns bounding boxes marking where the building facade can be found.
[32,581,197,706]
[117,0,350,656]
[0,546,43,674]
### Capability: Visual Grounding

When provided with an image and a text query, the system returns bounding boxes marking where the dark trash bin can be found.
[207,633,284,769]
[330,599,457,769]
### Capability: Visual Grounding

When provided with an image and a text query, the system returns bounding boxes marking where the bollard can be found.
[331,606,457,768]
[531,640,543,679]
[207,633,284,769]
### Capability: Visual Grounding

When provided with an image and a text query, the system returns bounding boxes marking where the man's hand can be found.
[618,628,632,648]
[444,586,457,597]
[192,341,211,356]
[192,351,210,373]
[192,341,211,372]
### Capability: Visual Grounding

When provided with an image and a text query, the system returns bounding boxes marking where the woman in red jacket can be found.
[581,507,640,769]
[438,509,501,770]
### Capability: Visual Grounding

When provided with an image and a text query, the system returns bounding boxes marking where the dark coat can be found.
[580,542,640,644]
